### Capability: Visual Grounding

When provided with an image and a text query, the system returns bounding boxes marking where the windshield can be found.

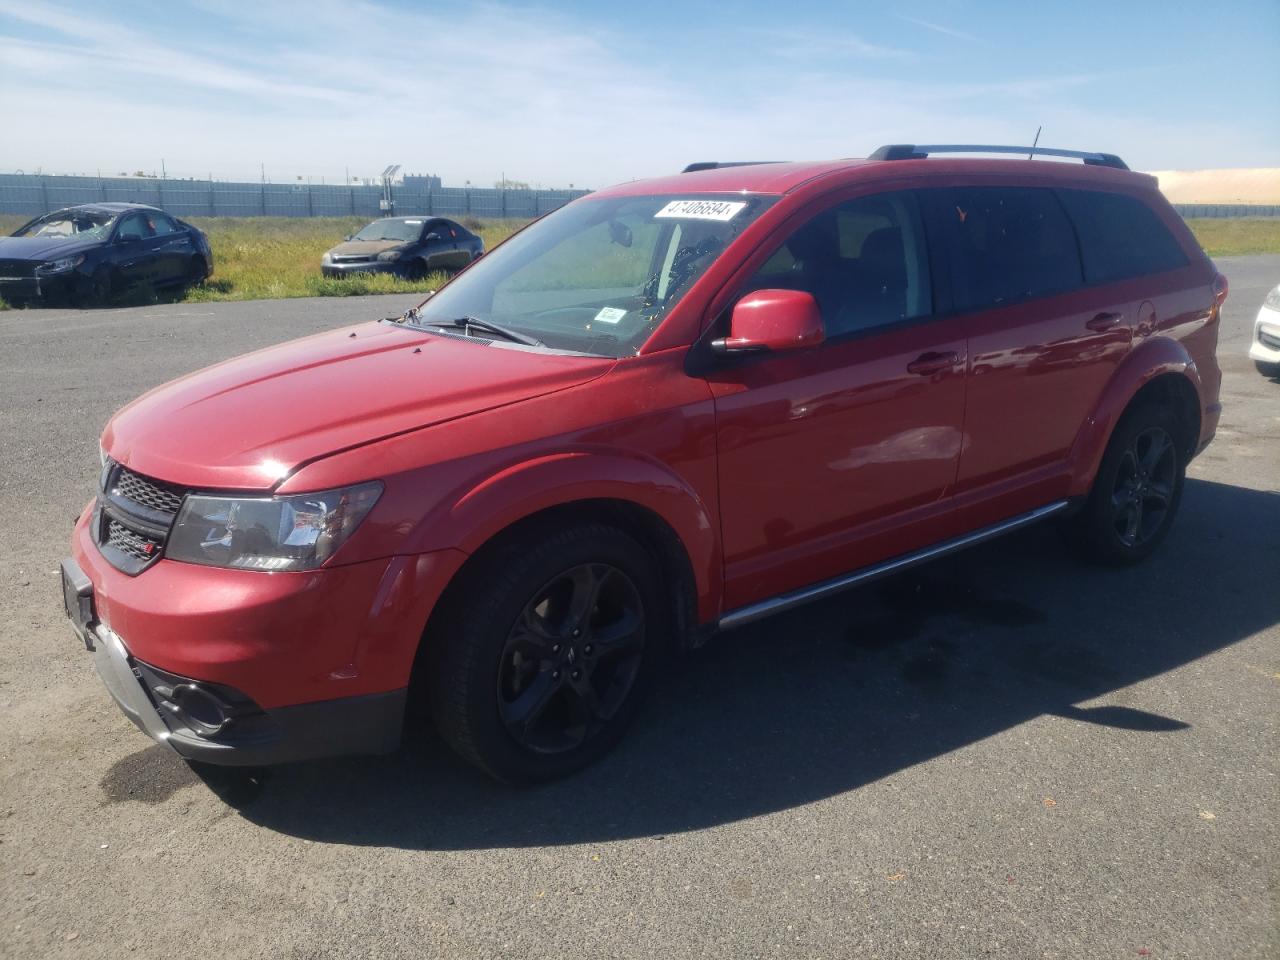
[412,194,778,357]
[15,211,116,240]
[353,219,424,242]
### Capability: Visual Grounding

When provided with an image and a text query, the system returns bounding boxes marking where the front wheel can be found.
[426,523,661,783]
[78,266,114,307]
[1065,402,1185,565]
[1256,359,1280,379]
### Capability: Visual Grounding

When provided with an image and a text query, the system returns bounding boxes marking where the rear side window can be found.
[942,187,1083,310]
[1056,189,1188,284]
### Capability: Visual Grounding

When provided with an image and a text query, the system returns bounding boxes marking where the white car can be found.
[1251,283,1280,378]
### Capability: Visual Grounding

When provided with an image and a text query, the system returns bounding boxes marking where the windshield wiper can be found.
[426,316,544,347]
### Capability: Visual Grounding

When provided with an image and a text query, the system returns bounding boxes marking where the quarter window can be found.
[743,191,932,337]
[942,187,1083,309]
[1056,189,1188,284]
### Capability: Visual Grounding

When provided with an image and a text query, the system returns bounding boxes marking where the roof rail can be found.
[868,144,1129,170]
[681,161,783,173]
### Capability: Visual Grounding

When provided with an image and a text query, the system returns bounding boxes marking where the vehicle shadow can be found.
[115,478,1280,849]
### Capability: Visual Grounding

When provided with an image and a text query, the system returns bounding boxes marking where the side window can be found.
[149,213,178,236]
[743,191,932,338]
[1056,189,1188,284]
[115,213,152,241]
[943,187,1083,309]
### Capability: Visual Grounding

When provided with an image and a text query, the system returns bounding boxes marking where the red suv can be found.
[62,144,1226,783]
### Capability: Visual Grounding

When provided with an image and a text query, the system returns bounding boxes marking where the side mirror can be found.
[711,289,824,355]
[343,234,353,241]
[424,232,441,241]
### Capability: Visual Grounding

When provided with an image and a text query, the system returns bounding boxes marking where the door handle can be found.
[906,351,960,376]
[1086,312,1123,332]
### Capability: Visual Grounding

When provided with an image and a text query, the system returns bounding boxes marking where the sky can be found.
[0,0,1276,189]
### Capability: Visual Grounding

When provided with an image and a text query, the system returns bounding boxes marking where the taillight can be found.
[1212,272,1229,306]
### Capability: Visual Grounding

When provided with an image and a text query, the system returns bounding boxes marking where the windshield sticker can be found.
[654,200,747,222]
[593,306,628,324]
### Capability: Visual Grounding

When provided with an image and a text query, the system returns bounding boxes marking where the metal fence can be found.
[1,174,1276,221]
[1172,203,1280,219]
[0,174,591,220]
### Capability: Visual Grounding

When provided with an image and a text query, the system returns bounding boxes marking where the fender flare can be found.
[1066,336,1202,496]
[415,448,723,622]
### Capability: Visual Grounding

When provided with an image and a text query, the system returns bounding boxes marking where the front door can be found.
[708,190,968,612]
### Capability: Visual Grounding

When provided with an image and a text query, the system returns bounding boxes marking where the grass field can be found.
[0,213,1277,311]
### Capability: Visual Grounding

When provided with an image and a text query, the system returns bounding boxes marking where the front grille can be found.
[112,467,185,516]
[0,259,35,279]
[105,518,163,563]
[332,255,373,264]
[96,464,190,574]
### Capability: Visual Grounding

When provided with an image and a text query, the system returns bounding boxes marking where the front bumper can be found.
[63,556,406,765]
[1248,304,1280,363]
[0,271,78,302]
[66,503,469,765]
[321,260,398,278]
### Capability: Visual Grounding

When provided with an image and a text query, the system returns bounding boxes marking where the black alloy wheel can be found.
[425,522,662,783]
[1109,426,1177,548]
[1065,401,1185,566]
[497,562,646,754]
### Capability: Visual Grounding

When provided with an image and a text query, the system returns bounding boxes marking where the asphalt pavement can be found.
[0,259,1276,959]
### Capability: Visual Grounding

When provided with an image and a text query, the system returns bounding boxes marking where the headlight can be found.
[35,254,85,275]
[166,481,382,571]
[1265,285,1280,310]
[377,250,402,262]
[321,251,333,264]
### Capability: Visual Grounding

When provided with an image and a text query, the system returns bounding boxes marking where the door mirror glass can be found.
[713,289,824,355]
[424,232,441,241]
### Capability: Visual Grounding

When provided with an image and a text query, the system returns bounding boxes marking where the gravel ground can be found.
[0,260,1276,960]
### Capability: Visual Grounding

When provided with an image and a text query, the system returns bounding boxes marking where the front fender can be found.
[413,448,722,622]
[1066,335,1202,496]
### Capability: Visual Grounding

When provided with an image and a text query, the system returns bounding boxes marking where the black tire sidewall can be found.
[1078,403,1185,565]
[428,524,664,784]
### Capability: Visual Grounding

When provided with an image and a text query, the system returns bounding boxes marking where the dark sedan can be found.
[0,203,212,306]
[321,216,483,280]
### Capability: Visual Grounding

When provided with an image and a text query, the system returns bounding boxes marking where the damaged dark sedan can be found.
[0,202,212,306]
[321,216,483,280]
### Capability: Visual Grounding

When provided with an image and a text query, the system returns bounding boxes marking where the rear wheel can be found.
[426,523,661,783]
[1256,360,1280,379]
[1066,402,1185,565]
[185,256,208,288]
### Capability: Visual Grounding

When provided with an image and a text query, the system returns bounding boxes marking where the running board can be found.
[717,501,1070,630]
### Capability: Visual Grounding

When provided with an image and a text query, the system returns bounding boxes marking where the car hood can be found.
[103,321,615,490]
[328,239,408,257]
[0,235,101,260]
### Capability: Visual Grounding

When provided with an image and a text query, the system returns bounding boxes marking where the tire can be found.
[1065,401,1186,566]
[1256,360,1280,379]
[79,266,114,307]
[426,523,662,784]
[402,259,428,282]
[186,256,208,287]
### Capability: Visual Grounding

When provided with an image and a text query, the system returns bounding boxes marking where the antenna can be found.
[1028,126,1042,160]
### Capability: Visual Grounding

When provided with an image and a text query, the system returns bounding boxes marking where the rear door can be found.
[145,212,192,283]
[930,185,1134,528]
[709,188,968,611]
